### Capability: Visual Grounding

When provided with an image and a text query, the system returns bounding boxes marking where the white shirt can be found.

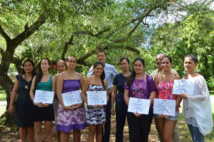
[183,75,213,135]
[87,63,117,89]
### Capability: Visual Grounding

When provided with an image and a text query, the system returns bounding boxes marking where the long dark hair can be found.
[93,62,106,89]
[185,54,198,64]
[127,57,145,88]
[34,58,50,91]
[21,59,35,75]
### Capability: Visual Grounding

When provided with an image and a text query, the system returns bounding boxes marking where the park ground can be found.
[0,94,214,142]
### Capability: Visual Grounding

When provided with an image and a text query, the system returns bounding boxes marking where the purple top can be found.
[125,75,157,99]
[62,80,81,93]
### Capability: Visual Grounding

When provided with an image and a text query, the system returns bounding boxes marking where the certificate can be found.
[62,90,83,107]
[87,91,107,106]
[172,79,194,96]
[128,97,151,114]
[153,99,176,116]
[34,90,54,104]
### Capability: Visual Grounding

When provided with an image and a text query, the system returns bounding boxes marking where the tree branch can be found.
[12,13,46,47]
[61,35,74,59]
[73,27,110,37]
[127,8,154,37]
[0,25,11,42]
[77,43,139,64]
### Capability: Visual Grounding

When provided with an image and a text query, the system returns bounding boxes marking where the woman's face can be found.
[119,59,129,72]
[94,64,104,77]
[23,61,34,74]
[161,57,171,72]
[184,57,196,73]
[40,59,49,72]
[57,60,66,73]
[133,60,144,74]
[66,56,76,70]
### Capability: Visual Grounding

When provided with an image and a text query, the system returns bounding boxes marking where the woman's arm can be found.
[124,88,129,105]
[56,74,64,105]
[80,75,87,103]
[111,86,117,105]
[29,76,36,101]
[8,79,19,113]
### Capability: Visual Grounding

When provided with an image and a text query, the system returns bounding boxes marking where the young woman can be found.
[154,56,180,142]
[112,57,131,142]
[180,55,213,142]
[56,56,86,142]
[30,58,54,142]
[85,62,107,142]
[9,59,35,142]
[53,59,66,142]
[124,58,157,142]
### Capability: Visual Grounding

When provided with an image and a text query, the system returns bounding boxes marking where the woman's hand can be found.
[8,104,15,114]
[134,112,141,117]
[179,94,188,99]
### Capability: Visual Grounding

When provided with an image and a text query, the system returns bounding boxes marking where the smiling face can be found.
[133,60,144,74]
[161,57,172,72]
[184,57,197,73]
[156,54,165,70]
[66,56,76,70]
[119,59,129,72]
[93,64,104,77]
[40,59,50,73]
[57,60,66,73]
[23,61,34,74]
[97,52,106,64]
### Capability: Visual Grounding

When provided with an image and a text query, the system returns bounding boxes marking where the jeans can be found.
[127,110,153,142]
[115,95,127,142]
[188,124,204,142]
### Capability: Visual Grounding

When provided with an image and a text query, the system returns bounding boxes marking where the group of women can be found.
[8,53,213,142]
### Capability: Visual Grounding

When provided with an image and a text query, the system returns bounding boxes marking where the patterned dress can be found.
[56,80,86,133]
[86,84,106,125]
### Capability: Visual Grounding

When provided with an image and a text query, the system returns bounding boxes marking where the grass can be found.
[0,90,6,101]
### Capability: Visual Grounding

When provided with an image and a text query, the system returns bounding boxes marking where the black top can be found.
[113,73,128,101]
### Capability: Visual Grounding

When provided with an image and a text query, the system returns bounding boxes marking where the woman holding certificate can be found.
[180,55,213,142]
[154,56,180,142]
[9,59,35,142]
[124,58,157,142]
[112,57,130,142]
[85,62,107,142]
[30,58,55,142]
[56,56,86,142]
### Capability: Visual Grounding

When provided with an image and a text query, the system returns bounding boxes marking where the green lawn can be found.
[0,90,6,101]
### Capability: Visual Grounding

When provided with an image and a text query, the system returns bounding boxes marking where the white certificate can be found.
[34,90,54,104]
[87,91,107,106]
[172,79,194,96]
[128,97,151,114]
[62,90,83,107]
[153,99,176,116]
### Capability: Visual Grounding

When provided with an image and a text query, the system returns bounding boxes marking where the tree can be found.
[0,0,171,123]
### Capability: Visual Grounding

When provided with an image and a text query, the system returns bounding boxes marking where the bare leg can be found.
[60,132,69,142]
[34,122,42,142]
[155,117,164,142]
[88,126,96,142]
[163,120,176,142]
[27,127,34,142]
[18,128,26,142]
[73,130,81,142]
[96,125,103,142]
[44,121,53,142]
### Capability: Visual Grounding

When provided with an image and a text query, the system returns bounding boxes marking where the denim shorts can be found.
[155,112,179,121]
